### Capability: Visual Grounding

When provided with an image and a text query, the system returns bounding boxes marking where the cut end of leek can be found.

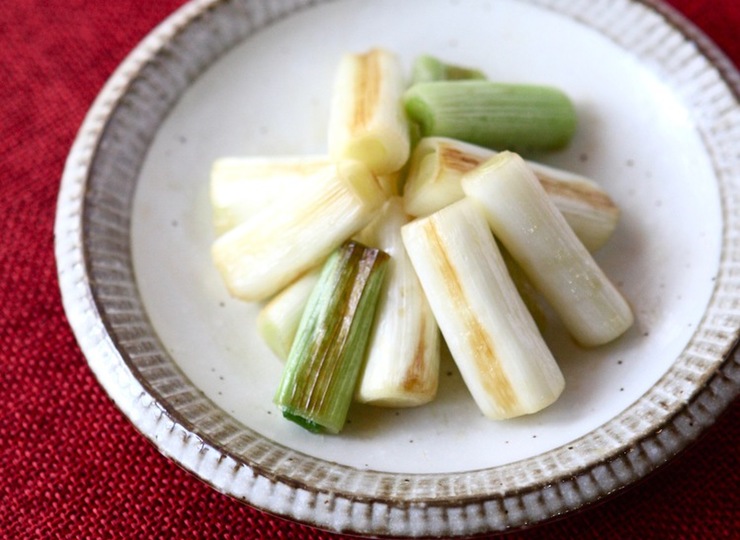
[403,136,491,217]
[282,411,322,433]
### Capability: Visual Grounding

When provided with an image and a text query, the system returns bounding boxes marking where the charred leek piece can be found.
[274,241,389,433]
[211,160,386,302]
[411,54,486,84]
[462,151,634,347]
[328,48,411,175]
[210,155,330,235]
[257,267,322,360]
[354,198,440,407]
[401,198,565,419]
[403,137,619,251]
[404,81,577,153]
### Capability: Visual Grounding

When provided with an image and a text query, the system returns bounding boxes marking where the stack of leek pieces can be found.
[210,49,634,434]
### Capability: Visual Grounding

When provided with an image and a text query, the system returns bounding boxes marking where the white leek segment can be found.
[327,48,411,175]
[462,151,634,347]
[403,137,619,251]
[211,160,387,302]
[354,198,441,407]
[401,198,565,419]
[257,267,322,360]
[210,155,330,236]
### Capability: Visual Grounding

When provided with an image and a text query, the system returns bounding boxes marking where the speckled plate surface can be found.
[55,0,740,537]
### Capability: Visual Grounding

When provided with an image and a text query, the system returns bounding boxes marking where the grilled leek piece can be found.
[274,241,389,433]
[401,198,565,419]
[354,198,440,407]
[328,48,411,175]
[211,160,386,302]
[462,151,633,346]
[210,155,330,236]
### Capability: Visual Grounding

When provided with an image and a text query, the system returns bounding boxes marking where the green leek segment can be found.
[274,241,389,433]
[404,81,577,153]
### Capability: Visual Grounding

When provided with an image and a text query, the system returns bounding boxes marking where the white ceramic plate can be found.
[55,0,740,536]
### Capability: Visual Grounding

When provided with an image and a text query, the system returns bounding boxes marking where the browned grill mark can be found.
[538,175,619,213]
[438,144,486,173]
[437,144,618,215]
[422,219,518,414]
[293,244,386,417]
[352,50,382,131]
[401,315,435,394]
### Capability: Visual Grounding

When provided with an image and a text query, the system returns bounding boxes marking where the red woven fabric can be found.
[1,1,737,538]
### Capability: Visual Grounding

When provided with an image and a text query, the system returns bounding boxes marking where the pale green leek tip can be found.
[411,54,487,84]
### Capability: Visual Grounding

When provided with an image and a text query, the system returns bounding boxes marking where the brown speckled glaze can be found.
[55,0,740,537]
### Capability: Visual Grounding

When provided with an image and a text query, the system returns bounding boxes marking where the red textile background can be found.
[1,0,738,538]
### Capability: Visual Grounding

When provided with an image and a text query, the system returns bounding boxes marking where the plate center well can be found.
[131,0,721,473]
